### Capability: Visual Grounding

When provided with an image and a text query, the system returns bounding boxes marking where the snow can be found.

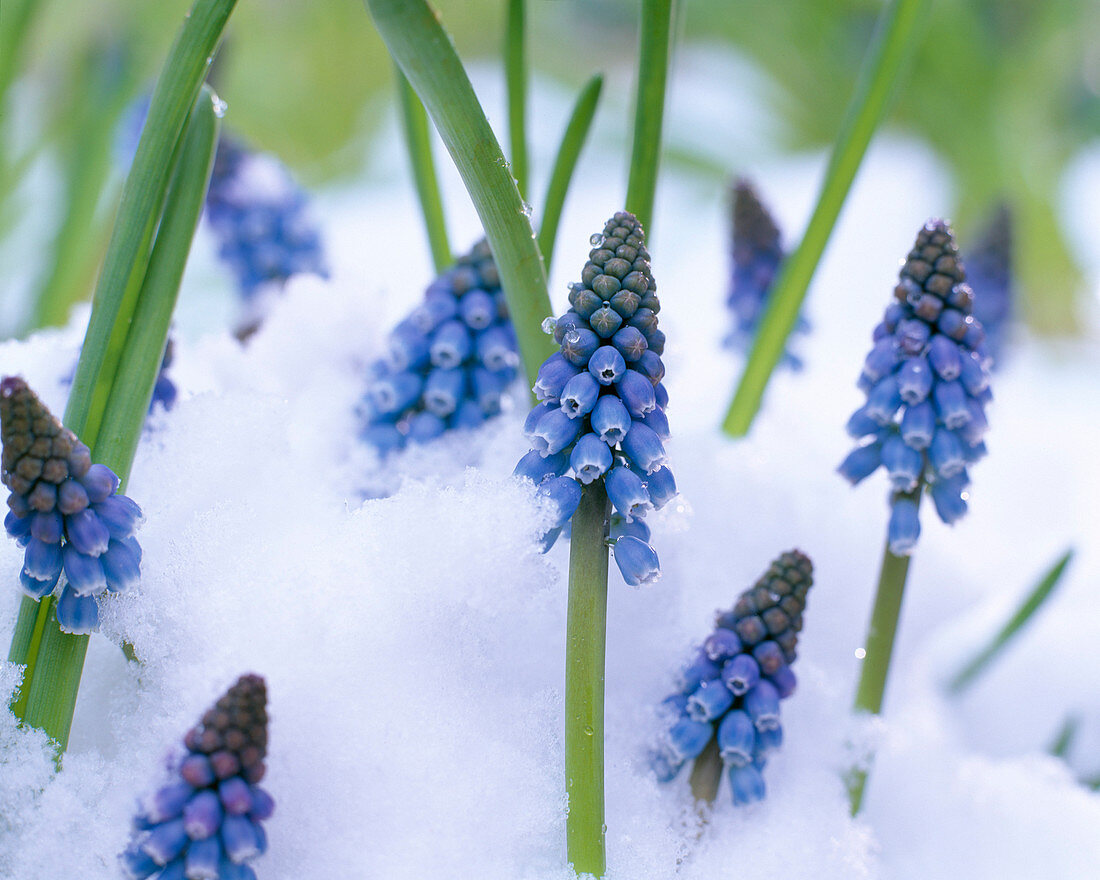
[2,58,1100,880]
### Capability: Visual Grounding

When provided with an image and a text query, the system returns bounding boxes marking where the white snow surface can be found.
[2,61,1100,880]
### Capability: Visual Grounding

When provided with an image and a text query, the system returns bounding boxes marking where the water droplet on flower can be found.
[212,97,228,118]
[584,725,594,736]
[590,233,604,247]
[541,317,557,335]
[521,202,533,218]
[565,330,581,344]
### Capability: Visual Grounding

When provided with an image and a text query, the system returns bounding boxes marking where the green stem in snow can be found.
[565,483,610,877]
[624,0,673,236]
[848,486,920,815]
[538,74,603,275]
[365,0,556,389]
[723,0,930,438]
[395,67,451,273]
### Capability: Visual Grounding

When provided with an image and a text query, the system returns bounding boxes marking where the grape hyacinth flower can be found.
[513,211,673,586]
[965,204,1013,366]
[1,377,143,634]
[839,220,992,554]
[359,240,519,454]
[725,179,806,368]
[652,550,813,805]
[204,134,327,330]
[121,675,273,880]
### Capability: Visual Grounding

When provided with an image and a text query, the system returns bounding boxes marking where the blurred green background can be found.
[3,0,1099,334]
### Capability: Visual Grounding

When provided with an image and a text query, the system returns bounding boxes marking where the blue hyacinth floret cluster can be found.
[204,135,328,301]
[513,211,674,587]
[725,179,806,368]
[358,240,520,454]
[1,377,143,634]
[652,550,813,804]
[122,675,273,880]
[965,204,1013,366]
[839,220,993,554]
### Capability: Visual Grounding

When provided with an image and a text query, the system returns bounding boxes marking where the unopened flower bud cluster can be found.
[1,377,143,633]
[839,220,992,554]
[513,211,674,587]
[652,550,813,805]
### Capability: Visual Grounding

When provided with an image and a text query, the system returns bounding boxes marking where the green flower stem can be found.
[948,548,1074,695]
[16,89,221,755]
[395,68,451,274]
[848,500,920,814]
[565,482,610,877]
[722,0,930,438]
[688,736,722,805]
[537,74,603,275]
[6,598,51,719]
[505,0,528,199]
[67,0,237,448]
[624,0,674,236]
[366,0,556,389]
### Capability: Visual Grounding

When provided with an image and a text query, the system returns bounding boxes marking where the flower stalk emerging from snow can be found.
[1,377,143,636]
[358,240,519,456]
[652,550,813,806]
[122,674,273,880]
[514,211,672,876]
[841,219,992,814]
[725,180,806,368]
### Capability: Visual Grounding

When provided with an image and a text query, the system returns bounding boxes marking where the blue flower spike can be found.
[513,212,674,586]
[204,135,328,317]
[121,675,272,880]
[1,377,143,634]
[839,220,992,555]
[725,179,807,367]
[653,550,813,806]
[359,241,520,455]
